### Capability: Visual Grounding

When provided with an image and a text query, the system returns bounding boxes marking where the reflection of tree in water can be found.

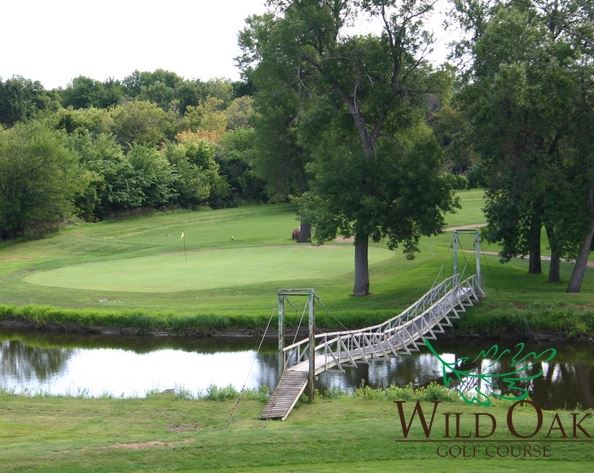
[527,362,593,409]
[468,359,593,409]
[317,353,445,393]
[1,330,591,410]
[254,351,279,391]
[444,357,593,410]
[0,340,74,383]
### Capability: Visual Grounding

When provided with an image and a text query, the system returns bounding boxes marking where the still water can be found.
[0,329,592,409]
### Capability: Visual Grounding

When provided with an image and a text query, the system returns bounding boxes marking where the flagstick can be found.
[183,236,188,267]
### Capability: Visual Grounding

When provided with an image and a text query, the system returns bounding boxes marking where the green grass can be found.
[0,189,593,334]
[23,245,393,292]
[0,394,591,472]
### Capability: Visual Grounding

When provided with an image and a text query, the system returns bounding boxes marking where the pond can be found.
[0,329,592,409]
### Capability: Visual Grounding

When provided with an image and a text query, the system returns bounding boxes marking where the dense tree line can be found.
[452,0,593,292]
[0,72,266,240]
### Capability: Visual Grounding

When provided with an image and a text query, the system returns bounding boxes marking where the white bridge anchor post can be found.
[474,230,483,295]
[277,292,285,379]
[276,288,316,402]
[307,289,315,403]
[452,230,459,286]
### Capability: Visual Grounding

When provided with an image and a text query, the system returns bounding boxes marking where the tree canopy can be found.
[240,0,457,295]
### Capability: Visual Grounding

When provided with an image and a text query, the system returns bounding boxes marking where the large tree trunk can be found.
[528,217,542,274]
[353,232,370,296]
[297,220,311,243]
[545,224,561,283]
[567,219,594,293]
[548,254,561,283]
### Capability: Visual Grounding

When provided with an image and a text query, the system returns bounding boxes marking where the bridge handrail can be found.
[282,274,459,353]
[316,275,473,348]
[282,274,480,368]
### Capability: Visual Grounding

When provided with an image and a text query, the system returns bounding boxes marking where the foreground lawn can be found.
[0,394,591,472]
[0,189,592,333]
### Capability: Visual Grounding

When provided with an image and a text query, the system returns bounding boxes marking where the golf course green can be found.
[23,245,393,292]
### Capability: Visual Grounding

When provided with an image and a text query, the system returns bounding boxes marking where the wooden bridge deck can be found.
[261,274,483,420]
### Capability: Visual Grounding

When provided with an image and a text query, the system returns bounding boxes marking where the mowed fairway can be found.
[24,245,393,292]
[1,188,593,329]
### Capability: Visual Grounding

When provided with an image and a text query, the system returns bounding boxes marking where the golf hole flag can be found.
[180,232,185,240]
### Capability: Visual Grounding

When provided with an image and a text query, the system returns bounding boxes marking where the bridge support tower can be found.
[277,288,316,402]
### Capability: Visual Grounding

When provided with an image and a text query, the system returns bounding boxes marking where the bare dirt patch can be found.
[167,424,201,433]
[110,439,195,450]
[0,256,33,261]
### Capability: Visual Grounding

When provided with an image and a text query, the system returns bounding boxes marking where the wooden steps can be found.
[260,370,308,420]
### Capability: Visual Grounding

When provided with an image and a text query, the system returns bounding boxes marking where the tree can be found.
[454,0,594,287]
[0,76,55,127]
[109,100,179,147]
[225,96,255,130]
[239,12,314,242]
[61,76,122,109]
[182,97,228,137]
[127,145,177,208]
[166,138,229,208]
[0,123,85,239]
[67,130,142,217]
[217,128,266,205]
[51,106,113,135]
[242,0,456,295]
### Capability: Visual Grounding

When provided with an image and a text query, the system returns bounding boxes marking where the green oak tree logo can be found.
[423,339,557,406]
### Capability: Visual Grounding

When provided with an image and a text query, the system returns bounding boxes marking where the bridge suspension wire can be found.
[281,295,311,343]
[456,233,475,278]
[291,298,309,345]
[430,262,446,289]
[230,304,276,420]
[315,295,348,330]
[480,248,499,295]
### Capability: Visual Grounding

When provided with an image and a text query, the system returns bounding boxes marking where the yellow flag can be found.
[180,232,185,240]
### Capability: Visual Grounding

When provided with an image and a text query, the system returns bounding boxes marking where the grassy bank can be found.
[0,190,592,337]
[0,392,592,472]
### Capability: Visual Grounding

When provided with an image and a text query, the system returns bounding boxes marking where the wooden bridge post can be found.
[307,289,316,403]
[277,292,285,378]
[453,230,459,285]
[474,230,482,289]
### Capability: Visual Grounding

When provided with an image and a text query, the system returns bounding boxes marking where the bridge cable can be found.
[457,237,473,280]
[430,262,446,289]
[315,296,349,330]
[230,303,276,420]
[291,298,309,345]
[480,248,500,294]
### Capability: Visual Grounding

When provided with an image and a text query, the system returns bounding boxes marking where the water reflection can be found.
[0,339,73,383]
[0,329,592,409]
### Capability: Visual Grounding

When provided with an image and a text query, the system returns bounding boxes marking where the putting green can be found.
[23,244,394,293]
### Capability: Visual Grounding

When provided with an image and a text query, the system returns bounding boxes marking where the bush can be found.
[445,173,469,190]
[467,164,486,188]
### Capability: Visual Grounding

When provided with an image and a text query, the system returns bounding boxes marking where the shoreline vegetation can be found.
[0,381,459,402]
[0,304,591,346]
[0,303,592,343]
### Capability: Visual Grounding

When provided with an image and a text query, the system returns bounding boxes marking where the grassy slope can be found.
[0,395,592,472]
[0,189,592,333]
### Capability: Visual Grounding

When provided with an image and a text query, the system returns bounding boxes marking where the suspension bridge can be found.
[260,230,485,420]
